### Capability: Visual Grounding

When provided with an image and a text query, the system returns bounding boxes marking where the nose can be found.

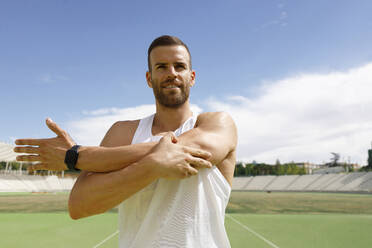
[167,65,177,78]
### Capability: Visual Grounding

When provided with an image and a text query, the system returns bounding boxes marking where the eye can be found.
[157,65,166,69]
[175,64,186,69]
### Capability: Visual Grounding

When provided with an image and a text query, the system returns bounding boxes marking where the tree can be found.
[234,162,246,177]
[245,163,254,176]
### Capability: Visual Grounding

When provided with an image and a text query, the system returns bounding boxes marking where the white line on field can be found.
[93,230,119,248]
[226,214,280,248]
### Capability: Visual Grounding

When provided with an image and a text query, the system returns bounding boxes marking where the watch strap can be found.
[64,145,81,171]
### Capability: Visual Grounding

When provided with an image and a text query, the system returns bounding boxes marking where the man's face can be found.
[146,45,195,108]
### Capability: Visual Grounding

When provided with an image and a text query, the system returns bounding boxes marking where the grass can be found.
[227,191,372,214]
[1,191,372,247]
[0,213,118,248]
[226,213,372,248]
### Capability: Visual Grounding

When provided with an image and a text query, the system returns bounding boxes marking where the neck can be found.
[152,100,193,134]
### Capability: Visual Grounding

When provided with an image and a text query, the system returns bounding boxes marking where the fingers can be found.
[187,166,198,176]
[15,139,44,146]
[186,155,212,169]
[46,118,65,137]
[177,165,198,179]
[16,155,41,162]
[184,146,211,160]
[13,146,40,154]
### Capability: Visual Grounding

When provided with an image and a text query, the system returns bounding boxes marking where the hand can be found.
[14,118,76,171]
[141,132,212,179]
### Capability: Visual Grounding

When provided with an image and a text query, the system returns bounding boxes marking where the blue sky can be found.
[1,1,372,164]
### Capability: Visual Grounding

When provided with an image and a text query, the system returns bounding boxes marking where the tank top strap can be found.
[131,114,155,145]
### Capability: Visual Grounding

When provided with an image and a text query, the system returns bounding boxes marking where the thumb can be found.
[46,118,65,137]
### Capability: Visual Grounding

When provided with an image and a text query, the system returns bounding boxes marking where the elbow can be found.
[68,199,81,220]
[69,211,81,220]
[68,190,104,220]
[69,208,82,220]
[68,192,85,220]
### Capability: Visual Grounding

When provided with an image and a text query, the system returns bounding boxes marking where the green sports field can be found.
[1,192,372,248]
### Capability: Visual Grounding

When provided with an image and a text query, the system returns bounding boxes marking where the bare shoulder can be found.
[196,111,237,145]
[195,111,235,129]
[100,119,140,147]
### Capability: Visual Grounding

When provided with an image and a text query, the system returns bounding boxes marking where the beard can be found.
[151,78,190,108]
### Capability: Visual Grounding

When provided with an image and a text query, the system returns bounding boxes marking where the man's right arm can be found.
[69,157,157,219]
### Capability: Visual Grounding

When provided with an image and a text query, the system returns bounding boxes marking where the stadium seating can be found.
[1,172,372,193]
[344,172,372,192]
[232,177,254,190]
[0,173,77,192]
[286,174,322,191]
[305,174,344,191]
[326,172,365,192]
[266,175,299,191]
[245,175,277,190]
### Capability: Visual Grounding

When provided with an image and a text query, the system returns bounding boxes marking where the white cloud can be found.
[206,63,372,165]
[65,63,372,165]
[67,104,202,145]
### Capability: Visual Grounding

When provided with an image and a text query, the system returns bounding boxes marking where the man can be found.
[14,35,237,248]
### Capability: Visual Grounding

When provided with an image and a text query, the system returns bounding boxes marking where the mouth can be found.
[163,85,179,89]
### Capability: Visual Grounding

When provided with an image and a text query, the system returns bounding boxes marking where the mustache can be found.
[161,78,177,84]
[160,79,182,87]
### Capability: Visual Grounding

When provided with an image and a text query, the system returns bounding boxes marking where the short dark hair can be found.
[147,35,192,72]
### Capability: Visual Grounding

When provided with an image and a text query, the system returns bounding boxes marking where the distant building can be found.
[293,162,320,174]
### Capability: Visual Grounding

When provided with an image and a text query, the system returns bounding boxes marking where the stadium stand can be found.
[232,177,254,190]
[359,173,372,192]
[228,172,372,193]
[13,174,40,192]
[0,141,79,192]
[286,174,323,191]
[0,141,18,162]
[245,175,277,190]
[342,172,372,192]
[305,173,344,191]
[0,173,77,192]
[325,172,364,192]
[1,171,372,193]
[322,174,349,191]
[266,175,299,191]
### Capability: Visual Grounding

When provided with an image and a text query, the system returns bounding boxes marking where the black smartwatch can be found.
[64,145,81,171]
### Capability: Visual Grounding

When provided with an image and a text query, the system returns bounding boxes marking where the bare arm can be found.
[68,128,212,219]
[14,119,156,172]
[14,113,236,174]
[69,158,156,219]
[77,112,236,175]
[14,113,236,218]
[178,112,237,165]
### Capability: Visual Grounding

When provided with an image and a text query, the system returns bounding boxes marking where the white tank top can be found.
[118,113,231,248]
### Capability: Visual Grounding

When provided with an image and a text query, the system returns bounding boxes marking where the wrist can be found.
[64,145,81,171]
[137,154,161,180]
[74,146,89,170]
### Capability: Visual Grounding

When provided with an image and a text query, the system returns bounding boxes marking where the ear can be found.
[146,71,153,88]
[189,70,196,87]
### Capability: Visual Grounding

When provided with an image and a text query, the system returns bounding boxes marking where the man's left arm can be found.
[177,112,237,184]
